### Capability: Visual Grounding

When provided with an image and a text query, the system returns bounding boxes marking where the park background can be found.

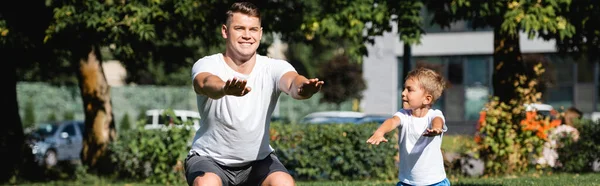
[3,0,600,185]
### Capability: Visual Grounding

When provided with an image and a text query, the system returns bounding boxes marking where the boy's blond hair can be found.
[406,67,447,103]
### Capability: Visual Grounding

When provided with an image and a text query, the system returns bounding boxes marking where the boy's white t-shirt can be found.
[189,53,295,167]
[394,109,447,185]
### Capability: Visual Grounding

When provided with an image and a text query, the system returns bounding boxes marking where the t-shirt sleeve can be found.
[191,56,219,81]
[393,109,410,128]
[270,59,297,90]
[430,109,448,132]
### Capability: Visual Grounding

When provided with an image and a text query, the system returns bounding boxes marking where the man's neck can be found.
[222,52,257,75]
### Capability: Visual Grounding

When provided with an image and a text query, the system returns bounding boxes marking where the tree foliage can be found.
[318,55,366,108]
[540,1,600,61]
[425,0,576,103]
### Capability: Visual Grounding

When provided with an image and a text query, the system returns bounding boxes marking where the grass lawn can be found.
[297,173,600,185]
[13,172,599,186]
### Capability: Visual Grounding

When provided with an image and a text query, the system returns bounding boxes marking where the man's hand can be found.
[297,78,324,97]
[223,77,252,97]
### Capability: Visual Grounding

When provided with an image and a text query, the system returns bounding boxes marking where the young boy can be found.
[367,67,449,186]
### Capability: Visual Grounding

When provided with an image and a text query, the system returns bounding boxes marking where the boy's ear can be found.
[423,94,433,105]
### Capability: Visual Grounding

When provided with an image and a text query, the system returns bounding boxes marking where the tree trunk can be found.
[77,45,117,174]
[1,52,24,181]
[492,28,526,103]
[1,49,39,182]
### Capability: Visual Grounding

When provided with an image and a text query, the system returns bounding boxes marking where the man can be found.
[185,2,324,186]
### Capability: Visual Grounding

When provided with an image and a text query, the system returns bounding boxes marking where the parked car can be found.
[26,120,85,168]
[356,114,390,124]
[144,109,201,131]
[299,111,365,124]
[299,111,390,125]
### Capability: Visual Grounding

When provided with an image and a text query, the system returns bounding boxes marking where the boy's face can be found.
[222,12,262,59]
[401,78,432,110]
[564,111,580,126]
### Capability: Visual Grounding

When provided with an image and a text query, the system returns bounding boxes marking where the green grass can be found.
[12,172,600,186]
[295,173,600,185]
[449,172,600,186]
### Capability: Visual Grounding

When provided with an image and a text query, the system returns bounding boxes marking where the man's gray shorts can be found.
[184,152,290,186]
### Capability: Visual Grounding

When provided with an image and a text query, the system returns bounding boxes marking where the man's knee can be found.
[261,171,295,186]
[191,172,222,186]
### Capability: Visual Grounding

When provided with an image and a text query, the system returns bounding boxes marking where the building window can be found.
[464,56,493,120]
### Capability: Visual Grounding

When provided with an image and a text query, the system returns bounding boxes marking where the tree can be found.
[0,0,54,181]
[541,1,600,63]
[425,0,575,103]
[278,0,424,62]
[319,55,367,109]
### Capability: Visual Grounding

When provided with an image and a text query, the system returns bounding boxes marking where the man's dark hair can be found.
[225,2,261,26]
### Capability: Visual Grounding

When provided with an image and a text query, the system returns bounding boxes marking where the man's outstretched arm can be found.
[279,71,324,100]
[193,72,251,99]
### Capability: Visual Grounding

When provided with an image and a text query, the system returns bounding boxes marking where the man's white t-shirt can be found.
[189,53,295,167]
[394,109,447,185]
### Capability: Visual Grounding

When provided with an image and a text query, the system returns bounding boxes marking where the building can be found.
[362,19,599,134]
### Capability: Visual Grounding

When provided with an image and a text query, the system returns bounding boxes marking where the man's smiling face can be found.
[222,12,262,59]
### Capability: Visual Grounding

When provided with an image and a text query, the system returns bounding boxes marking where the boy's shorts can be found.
[184,151,290,186]
[397,178,451,186]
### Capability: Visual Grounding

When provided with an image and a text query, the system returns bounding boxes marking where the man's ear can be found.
[221,24,228,39]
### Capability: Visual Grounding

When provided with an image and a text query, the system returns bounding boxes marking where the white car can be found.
[524,103,556,119]
[299,111,366,124]
[144,109,201,131]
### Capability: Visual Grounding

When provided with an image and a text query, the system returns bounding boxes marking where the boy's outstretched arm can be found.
[423,116,444,136]
[366,116,401,145]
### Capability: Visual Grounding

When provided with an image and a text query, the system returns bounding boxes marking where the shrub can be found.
[63,111,75,120]
[109,109,194,185]
[475,64,560,175]
[119,112,132,131]
[109,119,398,184]
[23,99,36,129]
[271,123,398,181]
[556,119,600,172]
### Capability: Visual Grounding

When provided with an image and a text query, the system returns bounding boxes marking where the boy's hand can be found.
[423,128,443,137]
[366,132,388,145]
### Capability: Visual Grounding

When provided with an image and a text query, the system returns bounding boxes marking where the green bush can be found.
[109,120,398,184]
[556,119,600,172]
[23,99,36,129]
[119,112,132,131]
[271,123,398,181]
[46,112,57,122]
[63,111,75,120]
[109,109,194,185]
[475,64,554,175]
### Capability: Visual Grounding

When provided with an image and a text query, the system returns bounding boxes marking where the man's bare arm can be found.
[193,72,251,99]
[279,71,324,100]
